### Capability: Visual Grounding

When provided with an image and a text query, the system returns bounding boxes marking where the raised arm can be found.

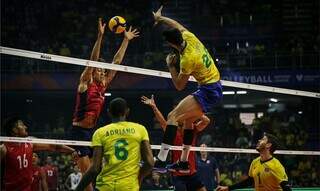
[33,143,77,157]
[166,53,189,91]
[141,95,167,130]
[79,18,106,91]
[104,26,140,86]
[153,6,188,32]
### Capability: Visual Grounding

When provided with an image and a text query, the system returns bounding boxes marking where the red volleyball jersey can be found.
[31,166,44,191]
[42,164,58,190]
[4,142,33,191]
[172,129,198,176]
[72,82,106,128]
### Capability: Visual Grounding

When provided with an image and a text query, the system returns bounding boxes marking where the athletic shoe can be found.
[153,157,167,173]
[166,161,190,174]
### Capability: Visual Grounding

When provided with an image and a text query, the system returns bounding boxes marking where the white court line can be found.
[1,46,319,98]
[1,136,319,155]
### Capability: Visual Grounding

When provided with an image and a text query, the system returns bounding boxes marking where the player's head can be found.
[92,67,105,83]
[3,116,28,137]
[92,58,106,83]
[32,153,39,166]
[256,133,279,154]
[46,156,53,164]
[162,28,183,50]
[199,143,208,156]
[109,97,129,118]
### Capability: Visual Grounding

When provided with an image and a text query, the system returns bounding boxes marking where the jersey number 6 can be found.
[114,139,129,160]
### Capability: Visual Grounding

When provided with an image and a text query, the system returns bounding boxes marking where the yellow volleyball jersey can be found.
[249,156,288,191]
[91,121,149,189]
[179,31,220,84]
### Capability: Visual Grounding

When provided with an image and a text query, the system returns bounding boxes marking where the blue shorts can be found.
[172,173,205,191]
[192,81,223,113]
[70,126,95,157]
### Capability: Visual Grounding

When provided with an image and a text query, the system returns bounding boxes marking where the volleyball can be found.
[108,16,126,34]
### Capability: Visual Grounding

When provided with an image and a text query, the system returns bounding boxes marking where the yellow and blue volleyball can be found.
[108,16,126,34]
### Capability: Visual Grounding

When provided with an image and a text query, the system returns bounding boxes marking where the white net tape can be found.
[1,46,319,98]
[1,136,319,155]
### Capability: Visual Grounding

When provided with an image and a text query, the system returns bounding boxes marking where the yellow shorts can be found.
[96,178,139,191]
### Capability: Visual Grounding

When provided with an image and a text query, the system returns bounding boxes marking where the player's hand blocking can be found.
[124,26,140,40]
[98,18,106,36]
[141,95,156,108]
[152,5,163,26]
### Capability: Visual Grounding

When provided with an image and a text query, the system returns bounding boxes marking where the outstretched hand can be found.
[124,26,140,40]
[98,18,106,36]
[152,5,163,26]
[141,95,156,108]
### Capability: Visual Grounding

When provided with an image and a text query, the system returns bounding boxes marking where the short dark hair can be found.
[109,97,128,117]
[265,133,280,154]
[162,28,183,45]
[2,116,21,136]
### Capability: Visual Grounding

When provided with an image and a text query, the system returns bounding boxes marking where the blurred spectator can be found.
[235,128,249,148]
[31,153,48,191]
[196,143,220,190]
[43,156,59,191]
[143,171,169,190]
[64,166,82,191]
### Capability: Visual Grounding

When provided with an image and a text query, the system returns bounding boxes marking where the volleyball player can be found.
[31,153,48,191]
[70,18,139,191]
[152,6,222,173]
[141,95,209,191]
[0,116,76,191]
[75,98,154,191]
[65,166,82,190]
[42,156,59,191]
[216,133,291,191]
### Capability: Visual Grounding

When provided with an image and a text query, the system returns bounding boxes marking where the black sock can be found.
[163,125,178,145]
[183,129,194,145]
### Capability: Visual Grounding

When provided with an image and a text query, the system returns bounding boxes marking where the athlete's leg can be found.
[71,127,94,191]
[77,156,93,191]
[179,116,200,162]
[167,95,203,125]
[157,95,203,162]
[171,95,203,163]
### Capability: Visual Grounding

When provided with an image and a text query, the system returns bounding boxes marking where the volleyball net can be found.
[1,46,320,188]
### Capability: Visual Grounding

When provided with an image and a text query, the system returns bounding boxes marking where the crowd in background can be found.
[2,0,319,73]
